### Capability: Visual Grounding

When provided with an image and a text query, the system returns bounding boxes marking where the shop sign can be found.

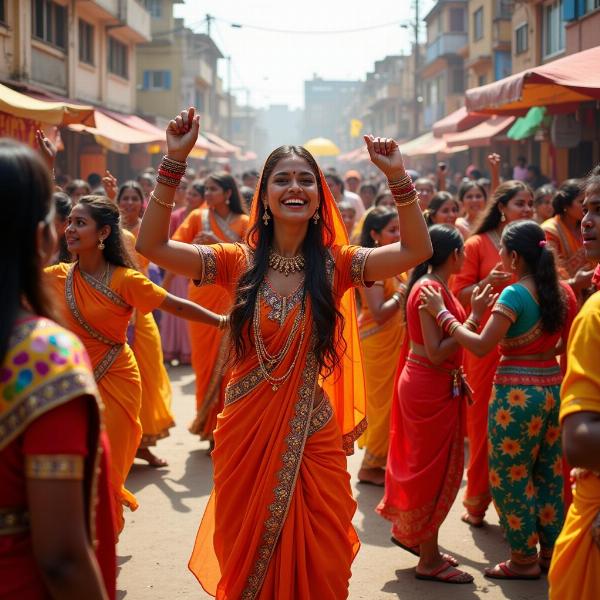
[0,111,43,147]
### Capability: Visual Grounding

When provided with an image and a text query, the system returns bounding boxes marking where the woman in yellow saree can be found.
[136,107,432,599]
[171,173,249,443]
[46,196,230,536]
[356,207,406,485]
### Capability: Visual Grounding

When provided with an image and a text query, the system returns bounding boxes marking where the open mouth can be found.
[282,197,307,207]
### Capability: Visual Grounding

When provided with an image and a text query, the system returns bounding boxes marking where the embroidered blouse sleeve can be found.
[493,285,523,324]
[119,269,168,313]
[191,242,247,289]
[333,245,375,294]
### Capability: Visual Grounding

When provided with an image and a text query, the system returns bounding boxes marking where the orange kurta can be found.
[45,263,167,535]
[173,208,249,440]
[188,242,369,599]
[549,291,600,600]
[451,232,514,518]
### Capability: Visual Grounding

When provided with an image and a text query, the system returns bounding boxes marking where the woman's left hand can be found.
[470,283,498,320]
[363,135,406,180]
[418,285,446,317]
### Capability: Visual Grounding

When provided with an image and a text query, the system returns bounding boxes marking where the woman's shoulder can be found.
[45,262,71,276]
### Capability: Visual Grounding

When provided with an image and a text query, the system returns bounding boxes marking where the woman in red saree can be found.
[136,107,432,599]
[451,181,534,525]
[378,225,494,584]
[0,140,114,599]
[172,173,249,444]
[45,196,229,536]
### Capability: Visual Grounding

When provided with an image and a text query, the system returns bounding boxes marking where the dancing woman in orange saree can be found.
[136,108,432,599]
[451,181,533,525]
[172,174,249,443]
[46,196,229,536]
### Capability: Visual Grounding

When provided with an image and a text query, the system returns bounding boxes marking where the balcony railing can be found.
[426,32,468,64]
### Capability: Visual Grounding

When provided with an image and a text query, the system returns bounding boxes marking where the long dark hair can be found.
[359,207,396,247]
[229,145,344,377]
[53,191,72,263]
[552,179,583,216]
[77,196,136,269]
[458,180,487,203]
[501,220,566,333]
[585,164,600,194]
[424,191,458,226]
[206,172,247,215]
[116,180,145,205]
[473,180,532,234]
[404,225,464,310]
[0,139,56,364]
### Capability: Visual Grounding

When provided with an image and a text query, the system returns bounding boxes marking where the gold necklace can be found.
[268,249,305,277]
[253,284,307,391]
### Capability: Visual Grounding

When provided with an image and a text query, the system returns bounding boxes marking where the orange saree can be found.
[451,232,514,519]
[188,175,367,599]
[173,208,249,441]
[45,263,167,535]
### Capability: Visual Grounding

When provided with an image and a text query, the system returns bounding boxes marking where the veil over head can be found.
[246,154,367,452]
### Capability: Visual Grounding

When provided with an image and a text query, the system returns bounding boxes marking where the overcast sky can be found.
[175,0,436,110]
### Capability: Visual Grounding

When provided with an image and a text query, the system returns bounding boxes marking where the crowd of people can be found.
[1,106,599,600]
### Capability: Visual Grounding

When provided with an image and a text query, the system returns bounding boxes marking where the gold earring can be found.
[313,209,320,225]
[500,211,506,222]
[98,238,105,250]
[262,206,271,226]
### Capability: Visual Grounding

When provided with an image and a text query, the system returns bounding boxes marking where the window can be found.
[495,0,512,19]
[78,19,94,65]
[142,70,172,90]
[0,0,6,24]
[473,7,484,40]
[144,0,162,18]
[108,37,128,78]
[515,23,528,54]
[449,8,465,32]
[451,68,465,93]
[32,0,67,50]
[542,0,565,58]
[587,0,600,10]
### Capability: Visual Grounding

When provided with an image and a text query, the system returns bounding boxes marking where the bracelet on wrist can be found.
[150,191,175,209]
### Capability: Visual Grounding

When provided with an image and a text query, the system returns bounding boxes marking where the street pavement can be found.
[118,366,549,599]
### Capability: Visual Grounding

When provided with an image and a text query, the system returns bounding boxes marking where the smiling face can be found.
[265,155,320,225]
[371,216,400,247]
[432,199,460,226]
[65,204,109,255]
[582,187,600,260]
[462,187,486,218]
[117,187,143,226]
[503,190,534,223]
[204,177,231,210]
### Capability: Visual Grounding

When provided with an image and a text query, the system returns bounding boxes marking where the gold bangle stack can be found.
[464,316,480,331]
[217,314,230,330]
[387,173,419,208]
[448,320,462,336]
[390,291,403,307]
[150,191,175,210]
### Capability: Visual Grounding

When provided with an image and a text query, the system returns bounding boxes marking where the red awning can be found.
[445,115,515,147]
[203,131,241,155]
[401,132,468,157]
[465,46,600,114]
[432,107,487,137]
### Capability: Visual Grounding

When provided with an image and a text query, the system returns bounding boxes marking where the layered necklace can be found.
[253,285,307,391]
[268,248,305,277]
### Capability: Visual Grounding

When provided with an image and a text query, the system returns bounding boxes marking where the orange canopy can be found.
[432,106,487,137]
[401,131,468,157]
[465,46,600,115]
[445,115,515,147]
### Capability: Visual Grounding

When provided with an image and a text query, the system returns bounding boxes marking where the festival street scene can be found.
[1,1,599,599]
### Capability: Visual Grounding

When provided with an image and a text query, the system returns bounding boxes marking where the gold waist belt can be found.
[0,507,29,535]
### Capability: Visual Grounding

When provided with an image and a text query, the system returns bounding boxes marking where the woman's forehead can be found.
[271,155,314,175]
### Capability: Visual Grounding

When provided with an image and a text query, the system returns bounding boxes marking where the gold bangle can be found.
[150,191,175,209]
[395,195,418,208]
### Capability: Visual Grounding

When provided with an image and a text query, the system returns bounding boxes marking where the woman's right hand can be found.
[482,262,511,290]
[166,107,200,162]
[470,283,498,320]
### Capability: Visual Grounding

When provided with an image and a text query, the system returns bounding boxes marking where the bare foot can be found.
[136,447,168,468]
[358,467,385,486]
[461,511,485,528]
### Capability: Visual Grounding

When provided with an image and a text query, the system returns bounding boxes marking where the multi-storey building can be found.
[465,0,512,88]
[421,0,469,129]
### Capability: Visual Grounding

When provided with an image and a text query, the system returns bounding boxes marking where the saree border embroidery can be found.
[350,247,374,287]
[307,395,333,437]
[0,507,30,535]
[25,454,84,480]
[494,364,562,386]
[78,268,128,308]
[493,303,518,323]
[261,279,304,324]
[65,265,124,382]
[0,370,96,450]
[342,418,368,455]
[192,244,217,286]
[500,322,543,351]
[241,350,318,600]
[224,365,265,407]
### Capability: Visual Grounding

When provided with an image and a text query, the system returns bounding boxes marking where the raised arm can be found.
[361,136,432,282]
[136,108,204,279]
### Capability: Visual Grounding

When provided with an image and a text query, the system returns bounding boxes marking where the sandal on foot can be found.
[484,561,540,580]
[416,561,473,584]
[461,512,485,528]
[390,538,459,566]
